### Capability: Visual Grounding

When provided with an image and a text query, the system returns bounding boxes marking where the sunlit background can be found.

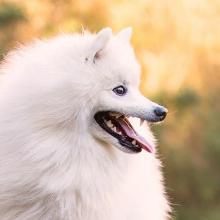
[0,0,220,219]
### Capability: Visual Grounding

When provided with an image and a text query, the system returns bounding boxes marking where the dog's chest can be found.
[58,153,168,220]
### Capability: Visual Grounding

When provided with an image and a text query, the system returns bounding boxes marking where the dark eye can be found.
[113,85,127,96]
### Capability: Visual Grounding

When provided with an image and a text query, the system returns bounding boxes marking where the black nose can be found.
[154,106,168,121]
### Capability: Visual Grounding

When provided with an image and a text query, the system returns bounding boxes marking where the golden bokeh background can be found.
[0,0,220,219]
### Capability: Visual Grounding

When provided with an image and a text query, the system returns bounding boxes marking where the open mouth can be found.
[94,111,154,153]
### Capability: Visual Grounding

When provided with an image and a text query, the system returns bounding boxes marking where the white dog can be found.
[0,28,170,220]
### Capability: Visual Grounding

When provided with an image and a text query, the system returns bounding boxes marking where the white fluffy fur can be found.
[0,28,170,220]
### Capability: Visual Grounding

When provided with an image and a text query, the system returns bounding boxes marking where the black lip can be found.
[94,111,142,153]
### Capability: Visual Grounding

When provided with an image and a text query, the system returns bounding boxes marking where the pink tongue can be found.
[117,119,154,153]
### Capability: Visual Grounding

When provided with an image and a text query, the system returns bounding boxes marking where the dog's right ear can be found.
[85,28,112,63]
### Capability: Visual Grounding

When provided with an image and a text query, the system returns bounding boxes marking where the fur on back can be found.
[0,28,170,220]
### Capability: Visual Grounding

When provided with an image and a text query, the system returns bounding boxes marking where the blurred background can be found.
[0,0,219,219]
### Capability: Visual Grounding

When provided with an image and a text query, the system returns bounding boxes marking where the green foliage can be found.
[0,2,26,27]
[154,87,220,220]
[174,89,199,111]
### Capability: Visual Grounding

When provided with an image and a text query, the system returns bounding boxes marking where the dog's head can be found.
[3,28,167,154]
[84,28,168,154]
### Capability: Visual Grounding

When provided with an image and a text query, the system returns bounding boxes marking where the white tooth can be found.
[140,119,144,126]
[112,127,117,132]
[132,140,136,145]
[110,113,121,118]
[106,120,111,127]
[106,120,113,128]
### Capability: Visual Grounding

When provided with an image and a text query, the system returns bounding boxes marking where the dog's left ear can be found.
[86,28,112,63]
[116,27,132,43]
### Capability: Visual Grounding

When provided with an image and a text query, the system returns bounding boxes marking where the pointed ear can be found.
[86,28,112,63]
[116,27,132,43]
